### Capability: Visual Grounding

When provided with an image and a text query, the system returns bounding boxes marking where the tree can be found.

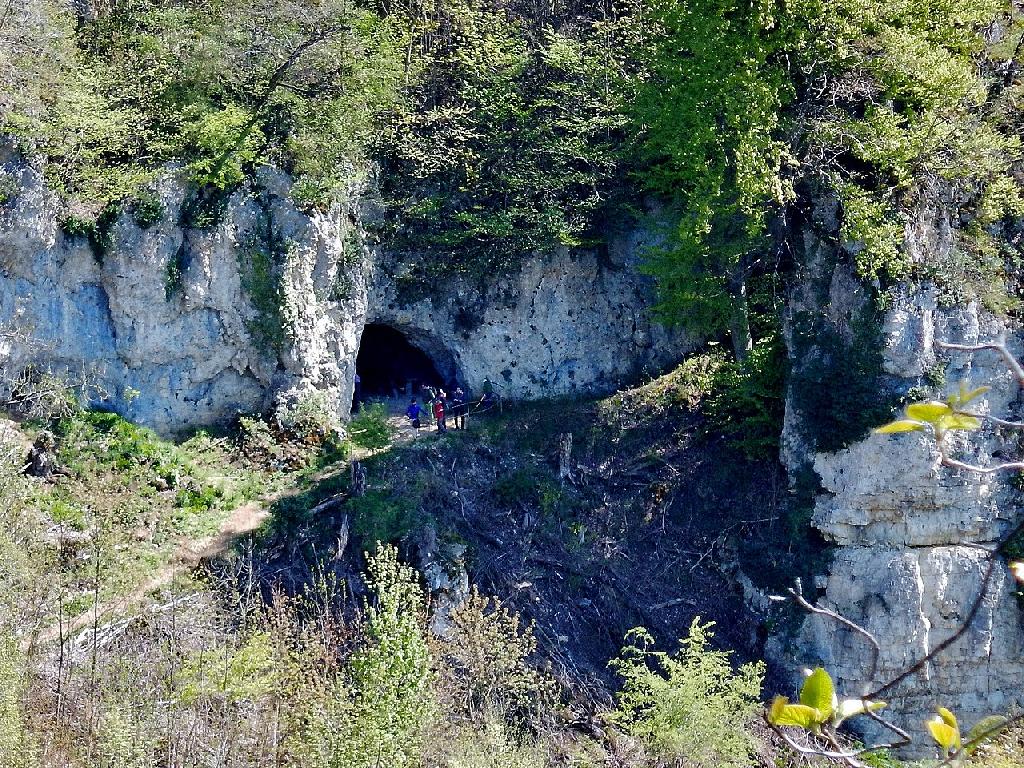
[626,0,794,360]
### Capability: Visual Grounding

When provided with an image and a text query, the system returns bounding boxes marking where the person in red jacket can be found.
[433,395,447,433]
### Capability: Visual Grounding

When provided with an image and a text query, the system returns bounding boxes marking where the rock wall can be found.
[368,228,686,400]
[771,200,1024,754]
[0,146,366,433]
[0,149,686,433]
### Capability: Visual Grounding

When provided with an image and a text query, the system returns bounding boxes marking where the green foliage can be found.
[238,245,287,354]
[609,618,764,768]
[788,307,895,454]
[840,184,908,283]
[425,717,546,768]
[58,411,185,481]
[95,705,155,768]
[628,0,793,340]
[876,381,989,439]
[347,490,417,547]
[439,588,554,722]
[174,482,223,513]
[768,667,885,734]
[349,403,394,452]
[491,468,542,509]
[293,544,432,768]
[185,104,263,190]
[379,2,628,276]
[705,330,788,459]
[2,0,408,214]
[178,632,280,705]
[0,172,19,206]
[0,637,38,768]
[163,247,187,300]
[131,192,164,229]
[630,0,1024,338]
[799,0,1023,289]
[275,391,341,444]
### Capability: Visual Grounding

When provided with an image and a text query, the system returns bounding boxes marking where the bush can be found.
[424,716,546,768]
[347,490,417,547]
[275,391,341,444]
[238,245,287,354]
[291,544,432,768]
[609,618,764,768]
[131,192,163,229]
[0,637,38,768]
[438,588,554,723]
[349,403,394,452]
[704,331,788,460]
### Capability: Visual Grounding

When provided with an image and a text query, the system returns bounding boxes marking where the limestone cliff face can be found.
[773,199,1024,753]
[0,149,686,432]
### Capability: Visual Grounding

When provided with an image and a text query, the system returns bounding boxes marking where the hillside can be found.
[3,0,1024,766]
[0,370,806,768]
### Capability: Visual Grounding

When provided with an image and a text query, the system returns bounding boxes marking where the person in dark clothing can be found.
[451,387,466,430]
[406,398,422,430]
[433,397,447,432]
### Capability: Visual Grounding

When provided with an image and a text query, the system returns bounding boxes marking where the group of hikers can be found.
[404,378,497,433]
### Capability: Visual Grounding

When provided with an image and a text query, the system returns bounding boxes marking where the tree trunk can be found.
[728,274,753,363]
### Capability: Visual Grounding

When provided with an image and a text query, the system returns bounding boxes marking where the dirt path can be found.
[34,398,485,649]
[33,501,271,648]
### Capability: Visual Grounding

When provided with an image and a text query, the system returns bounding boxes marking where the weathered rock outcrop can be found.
[0,148,686,432]
[772,200,1024,754]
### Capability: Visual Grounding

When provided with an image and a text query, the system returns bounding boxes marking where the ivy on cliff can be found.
[376,0,630,277]
[1,0,409,216]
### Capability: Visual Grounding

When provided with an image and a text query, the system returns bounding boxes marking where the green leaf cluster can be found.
[292,544,433,768]
[875,380,989,439]
[1,0,409,214]
[379,1,629,276]
[630,0,1024,342]
[768,667,885,733]
[609,618,765,768]
[627,0,794,339]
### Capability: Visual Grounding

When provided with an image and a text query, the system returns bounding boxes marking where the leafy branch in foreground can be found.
[769,332,1024,766]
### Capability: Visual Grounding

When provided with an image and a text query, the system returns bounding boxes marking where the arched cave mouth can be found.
[355,324,452,402]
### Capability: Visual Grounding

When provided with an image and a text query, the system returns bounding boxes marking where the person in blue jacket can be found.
[406,398,422,430]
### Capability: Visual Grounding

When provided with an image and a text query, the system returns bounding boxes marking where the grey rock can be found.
[1,153,687,433]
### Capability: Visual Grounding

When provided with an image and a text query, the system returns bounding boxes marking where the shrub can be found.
[5,369,82,423]
[492,468,542,508]
[177,632,280,705]
[131,192,163,229]
[704,330,788,460]
[425,716,546,768]
[0,637,38,768]
[238,245,287,354]
[438,588,554,723]
[347,490,417,547]
[275,391,341,444]
[96,704,156,768]
[291,544,433,768]
[349,403,394,452]
[185,104,263,190]
[0,171,18,206]
[609,618,764,768]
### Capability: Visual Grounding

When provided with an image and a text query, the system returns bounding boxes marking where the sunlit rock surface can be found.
[0,148,686,432]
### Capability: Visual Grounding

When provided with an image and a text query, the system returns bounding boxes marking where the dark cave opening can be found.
[355,324,448,402]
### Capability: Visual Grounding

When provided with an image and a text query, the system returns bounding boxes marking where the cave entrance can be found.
[355,324,449,404]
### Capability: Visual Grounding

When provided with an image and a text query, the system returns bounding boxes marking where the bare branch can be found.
[940,451,1024,474]
[936,334,1024,389]
[961,411,1024,430]
[789,578,881,689]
